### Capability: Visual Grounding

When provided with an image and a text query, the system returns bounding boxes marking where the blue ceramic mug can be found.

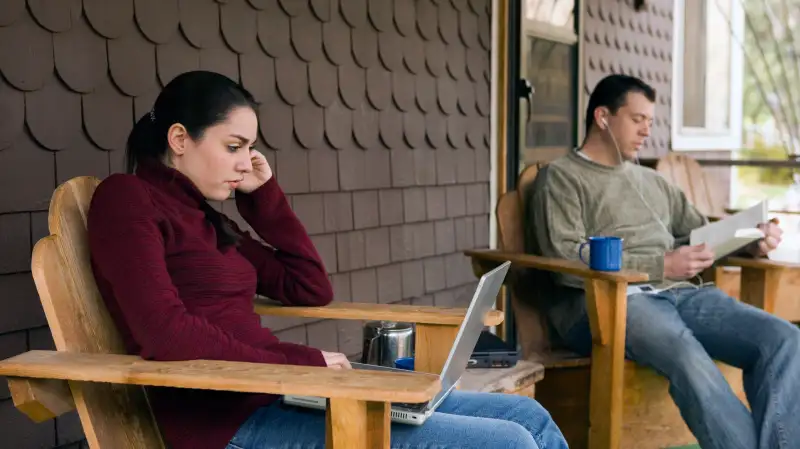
[579,236,623,271]
[394,357,415,371]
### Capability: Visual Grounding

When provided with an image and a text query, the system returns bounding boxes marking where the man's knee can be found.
[757,315,800,358]
[626,315,718,385]
[625,296,694,364]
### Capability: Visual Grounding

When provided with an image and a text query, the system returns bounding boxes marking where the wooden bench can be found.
[0,176,505,449]
[464,163,793,449]
[459,360,544,398]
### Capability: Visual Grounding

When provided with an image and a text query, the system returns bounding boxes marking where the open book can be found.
[689,201,768,260]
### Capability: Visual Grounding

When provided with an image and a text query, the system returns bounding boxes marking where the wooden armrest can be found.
[0,350,440,403]
[254,298,504,327]
[720,257,800,270]
[464,249,648,283]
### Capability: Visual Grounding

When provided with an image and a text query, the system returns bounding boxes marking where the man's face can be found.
[603,92,655,161]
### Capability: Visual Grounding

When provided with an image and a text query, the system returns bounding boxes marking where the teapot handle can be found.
[366,334,381,364]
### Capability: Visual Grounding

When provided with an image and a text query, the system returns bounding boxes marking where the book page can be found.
[689,201,767,260]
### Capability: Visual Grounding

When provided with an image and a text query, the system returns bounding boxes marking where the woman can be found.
[87,70,568,449]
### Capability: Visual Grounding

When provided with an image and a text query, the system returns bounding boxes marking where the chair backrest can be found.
[655,152,722,217]
[496,164,552,357]
[31,177,165,448]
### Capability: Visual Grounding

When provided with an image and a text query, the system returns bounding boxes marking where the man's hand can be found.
[748,218,783,257]
[664,244,715,280]
[321,350,352,369]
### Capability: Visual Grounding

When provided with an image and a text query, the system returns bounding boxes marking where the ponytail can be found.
[125,114,159,174]
[198,202,242,248]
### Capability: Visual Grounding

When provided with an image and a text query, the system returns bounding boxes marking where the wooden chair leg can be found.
[326,398,391,449]
[415,324,459,374]
[740,266,784,314]
[585,279,627,449]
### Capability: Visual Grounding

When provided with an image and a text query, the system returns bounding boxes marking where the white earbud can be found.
[601,117,609,129]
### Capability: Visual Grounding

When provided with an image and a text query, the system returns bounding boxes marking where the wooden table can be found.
[458,360,545,398]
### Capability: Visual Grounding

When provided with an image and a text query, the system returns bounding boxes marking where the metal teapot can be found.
[361,321,414,367]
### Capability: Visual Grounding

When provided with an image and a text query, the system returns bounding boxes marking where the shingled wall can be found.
[0,1,492,447]
[581,0,730,203]
[581,0,673,159]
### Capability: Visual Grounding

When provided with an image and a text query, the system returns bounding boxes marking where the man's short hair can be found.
[584,74,656,135]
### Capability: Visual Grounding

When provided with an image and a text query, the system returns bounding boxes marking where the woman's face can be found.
[167,106,259,201]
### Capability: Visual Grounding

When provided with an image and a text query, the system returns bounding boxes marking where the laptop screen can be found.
[427,261,510,406]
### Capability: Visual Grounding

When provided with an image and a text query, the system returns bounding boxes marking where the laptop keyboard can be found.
[392,401,428,412]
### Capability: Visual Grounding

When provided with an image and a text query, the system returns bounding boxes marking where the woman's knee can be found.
[400,414,539,449]
[468,420,540,449]
[503,395,556,426]
[483,394,566,449]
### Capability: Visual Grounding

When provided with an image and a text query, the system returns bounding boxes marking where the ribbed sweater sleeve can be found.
[232,177,334,307]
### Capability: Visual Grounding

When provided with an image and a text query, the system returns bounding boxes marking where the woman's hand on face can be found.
[321,351,352,370]
[237,150,273,194]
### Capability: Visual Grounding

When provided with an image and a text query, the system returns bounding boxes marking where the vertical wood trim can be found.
[493,1,509,200]
[490,0,510,340]
[576,0,587,144]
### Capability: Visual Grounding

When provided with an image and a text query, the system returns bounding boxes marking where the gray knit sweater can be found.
[524,149,707,291]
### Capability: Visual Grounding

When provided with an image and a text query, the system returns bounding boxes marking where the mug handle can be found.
[578,242,589,265]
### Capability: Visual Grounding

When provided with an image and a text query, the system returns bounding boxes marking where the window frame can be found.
[519,1,580,166]
[671,0,746,151]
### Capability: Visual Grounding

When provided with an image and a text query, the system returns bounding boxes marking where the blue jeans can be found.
[226,390,568,449]
[561,286,800,449]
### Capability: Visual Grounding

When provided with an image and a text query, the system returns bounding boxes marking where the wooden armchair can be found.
[464,163,793,449]
[0,176,501,449]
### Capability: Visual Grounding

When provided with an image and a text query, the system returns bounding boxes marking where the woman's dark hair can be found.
[125,70,258,248]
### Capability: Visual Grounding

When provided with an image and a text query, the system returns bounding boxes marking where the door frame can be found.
[490,0,584,347]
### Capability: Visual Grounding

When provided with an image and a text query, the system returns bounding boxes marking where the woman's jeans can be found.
[559,286,800,449]
[226,390,569,449]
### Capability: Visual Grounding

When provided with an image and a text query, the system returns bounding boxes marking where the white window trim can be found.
[489,0,500,251]
[671,0,745,151]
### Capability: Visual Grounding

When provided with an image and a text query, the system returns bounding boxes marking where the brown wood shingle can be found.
[310,0,331,21]
[221,0,259,53]
[291,10,324,62]
[0,79,24,150]
[240,50,276,102]
[257,3,291,56]
[324,98,354,149]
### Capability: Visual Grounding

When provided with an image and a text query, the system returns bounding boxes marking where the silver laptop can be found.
[283,261,511,425]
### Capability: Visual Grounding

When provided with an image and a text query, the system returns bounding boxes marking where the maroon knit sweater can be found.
[87,159,332,449]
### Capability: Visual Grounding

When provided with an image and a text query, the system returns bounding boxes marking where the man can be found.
[526,74,798,449]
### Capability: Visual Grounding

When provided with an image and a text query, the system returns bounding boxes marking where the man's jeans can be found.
[560,286,800,449]
[226,390,568,449]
